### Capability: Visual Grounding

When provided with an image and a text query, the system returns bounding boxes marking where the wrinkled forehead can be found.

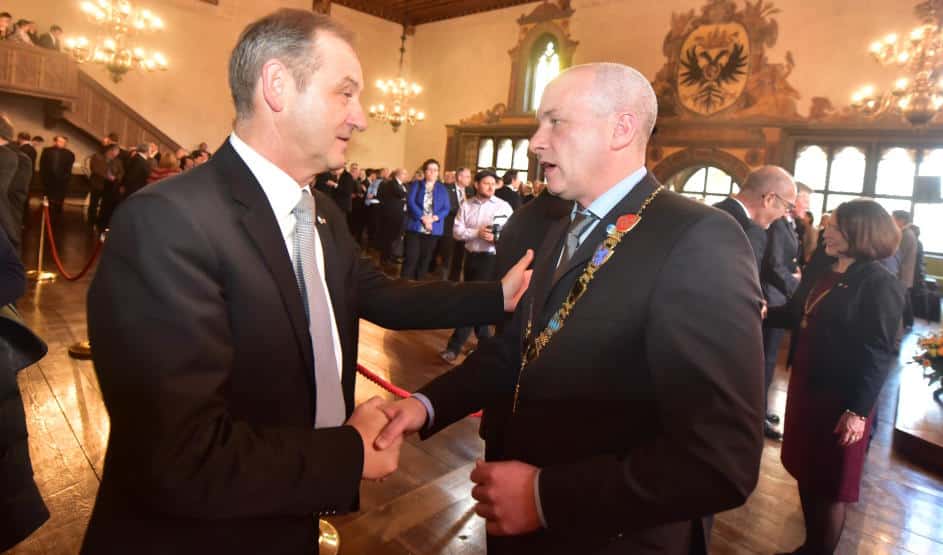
[316,33,364,89]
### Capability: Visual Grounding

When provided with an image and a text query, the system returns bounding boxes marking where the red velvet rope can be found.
[42,203,105,281]
[357,364,482,418]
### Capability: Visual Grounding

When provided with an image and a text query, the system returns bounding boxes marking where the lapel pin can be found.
[317,216,327,225]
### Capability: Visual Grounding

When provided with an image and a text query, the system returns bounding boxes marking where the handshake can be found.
[345,396,428,480]
[344,396,543,536]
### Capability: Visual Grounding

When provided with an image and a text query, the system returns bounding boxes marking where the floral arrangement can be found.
[915,332,943,388]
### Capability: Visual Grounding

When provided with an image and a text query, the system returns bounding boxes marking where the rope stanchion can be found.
[42,202,105,281]
[26,197,57,282]
[356,364,482,418]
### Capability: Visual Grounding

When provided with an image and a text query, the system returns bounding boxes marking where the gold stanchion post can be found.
[318,519,340,554]
[26,196,57,282]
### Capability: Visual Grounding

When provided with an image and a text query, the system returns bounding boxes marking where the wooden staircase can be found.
[0,40,181,152]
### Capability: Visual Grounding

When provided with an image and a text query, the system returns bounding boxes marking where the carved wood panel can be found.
[0,41,78,102]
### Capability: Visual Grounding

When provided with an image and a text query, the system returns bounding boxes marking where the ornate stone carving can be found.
[460,103,508,125]
[653,0,801,121]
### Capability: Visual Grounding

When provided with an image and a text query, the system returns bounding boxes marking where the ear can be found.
[260,59,291,113]
[610,111,638,151]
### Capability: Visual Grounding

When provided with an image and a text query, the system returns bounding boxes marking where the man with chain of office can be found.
[376,62,766,555]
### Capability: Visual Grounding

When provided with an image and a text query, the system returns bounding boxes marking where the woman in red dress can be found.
[768,199,904,554]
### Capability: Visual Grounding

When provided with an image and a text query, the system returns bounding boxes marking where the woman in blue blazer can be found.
[401,159,450,280]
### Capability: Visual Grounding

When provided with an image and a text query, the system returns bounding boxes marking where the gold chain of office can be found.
[512,185,664,413]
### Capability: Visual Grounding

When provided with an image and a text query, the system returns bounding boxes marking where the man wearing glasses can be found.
[760,170,802,441]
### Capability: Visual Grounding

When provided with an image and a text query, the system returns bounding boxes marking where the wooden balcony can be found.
[0,40,180,152]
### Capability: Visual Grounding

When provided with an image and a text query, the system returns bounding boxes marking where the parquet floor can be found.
[5,202,943,554]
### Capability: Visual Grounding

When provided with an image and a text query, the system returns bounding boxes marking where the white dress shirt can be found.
[453,195,513,254]
[228,132,343,381]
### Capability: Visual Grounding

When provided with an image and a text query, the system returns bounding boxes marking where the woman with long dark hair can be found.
[400,159,449,280]
[770,199,904,554]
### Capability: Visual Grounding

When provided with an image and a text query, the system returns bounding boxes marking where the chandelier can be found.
[63,0,168,83]
[851,1,943,125]
[368,29,425,132]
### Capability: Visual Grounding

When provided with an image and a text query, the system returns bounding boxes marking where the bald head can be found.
[736,166,797,228]
[741,166,795,197]
[559,63,658,141]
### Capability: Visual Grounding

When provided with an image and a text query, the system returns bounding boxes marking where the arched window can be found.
[672,166,739,205]
[527,37,560,112]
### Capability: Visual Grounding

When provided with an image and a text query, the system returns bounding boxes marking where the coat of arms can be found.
[677,23,749,115]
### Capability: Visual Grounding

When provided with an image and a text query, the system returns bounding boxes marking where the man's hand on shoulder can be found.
[501,249,534,312]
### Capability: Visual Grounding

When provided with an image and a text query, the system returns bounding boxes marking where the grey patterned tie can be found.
[293,190,346,428]
[557,210,597,271]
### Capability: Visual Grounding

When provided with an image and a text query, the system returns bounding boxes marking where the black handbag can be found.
[0,304,47,373]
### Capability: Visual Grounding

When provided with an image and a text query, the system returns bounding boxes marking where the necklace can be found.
[801,274,841,329]
[512,185,664,413]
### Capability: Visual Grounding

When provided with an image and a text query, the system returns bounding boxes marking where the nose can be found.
[529,124,547,155]
[350,98,368,132]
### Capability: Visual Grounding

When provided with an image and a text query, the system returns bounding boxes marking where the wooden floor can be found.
[6,201,943,555]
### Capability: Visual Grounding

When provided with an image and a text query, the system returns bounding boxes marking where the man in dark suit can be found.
[121,143,152,197]
[38,135,74,216]
[0,115,22,250]
[376,63,764,555]
[83,11,531,554]
[438,167,467,280]
[714,166,797,441]
[377,168,408,265]
[37,25,63,51]
[16,132,36,168]
[760,176,802,440]
[495,171,522,211]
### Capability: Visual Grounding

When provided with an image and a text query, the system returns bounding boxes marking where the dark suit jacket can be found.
[762,217,800,307]
[418,174,765,555]
[0,146,21,250]
[37,32,61,51]
[713,197,767,273]
[83,139,506,554]
[495,185,521,211]
[38,146,74,189]
[122,154,151,196]
[6,147,32,248]
[18,143,37,168]
[766,252,904,416]
[334,170,355,213]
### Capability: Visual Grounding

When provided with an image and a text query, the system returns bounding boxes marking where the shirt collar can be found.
[731,196,753,221]
[575,166,648,220]
[229,132,303,219]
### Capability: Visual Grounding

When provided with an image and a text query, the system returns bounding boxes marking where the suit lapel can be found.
[548,174,659,293]
[526,214,570,334]
[221,141,315,383]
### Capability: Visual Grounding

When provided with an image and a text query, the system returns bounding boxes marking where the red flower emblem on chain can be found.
[616,214,639,233]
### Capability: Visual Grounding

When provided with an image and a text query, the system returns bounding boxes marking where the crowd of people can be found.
[0,12,62,50]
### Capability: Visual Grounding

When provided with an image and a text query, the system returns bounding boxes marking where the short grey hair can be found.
[228,9,354,120]
[567,63,658,140]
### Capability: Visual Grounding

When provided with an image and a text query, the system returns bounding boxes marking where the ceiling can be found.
[332,0,541,26]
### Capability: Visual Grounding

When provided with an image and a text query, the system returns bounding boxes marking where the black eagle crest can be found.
[679,41,748,113]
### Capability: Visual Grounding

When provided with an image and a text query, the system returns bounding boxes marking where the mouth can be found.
[540,161,558,175]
